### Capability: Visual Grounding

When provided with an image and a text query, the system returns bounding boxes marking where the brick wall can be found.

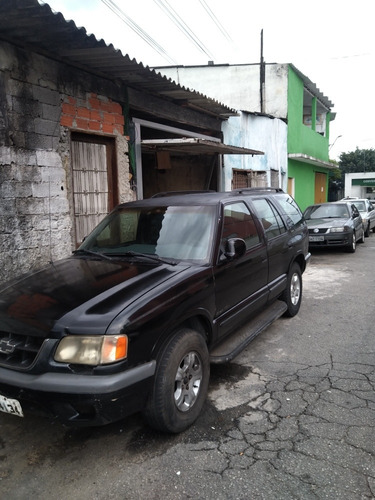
[61,94,125,135]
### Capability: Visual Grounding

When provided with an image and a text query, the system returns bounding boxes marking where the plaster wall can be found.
[158,64,289,118]
[222,113,288,191]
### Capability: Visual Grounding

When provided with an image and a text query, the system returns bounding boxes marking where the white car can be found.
[341,198,375,236]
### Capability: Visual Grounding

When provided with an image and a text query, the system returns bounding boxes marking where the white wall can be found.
[157,63,289,118]
[222,112,288,191]
[344,172,375,198]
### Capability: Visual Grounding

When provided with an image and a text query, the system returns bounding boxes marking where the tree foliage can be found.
[328,148,375,200]
[339,148,375,174]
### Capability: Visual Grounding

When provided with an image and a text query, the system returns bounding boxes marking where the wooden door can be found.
[314,172,327,203]
[71,134,117,246]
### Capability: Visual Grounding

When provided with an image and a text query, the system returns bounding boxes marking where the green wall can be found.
[289,159,329,211]
[287,67,330,160]
[287,66,331,210]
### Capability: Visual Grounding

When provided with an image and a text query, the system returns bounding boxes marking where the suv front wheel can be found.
[281,263,302,317]
[143,328,210,433]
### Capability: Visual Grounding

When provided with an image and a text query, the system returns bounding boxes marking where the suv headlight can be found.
[54,335,128,365]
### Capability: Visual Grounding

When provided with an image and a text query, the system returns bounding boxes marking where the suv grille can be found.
[308,228,327,234]
[0,331,45,369]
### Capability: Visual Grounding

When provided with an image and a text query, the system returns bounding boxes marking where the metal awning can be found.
[288,153,338,170]
[141,138,264,156]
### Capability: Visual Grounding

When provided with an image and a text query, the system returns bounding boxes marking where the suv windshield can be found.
[304,204,349,220]
[78,205,216,263]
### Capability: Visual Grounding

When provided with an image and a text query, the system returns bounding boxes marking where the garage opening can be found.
[133,118,263,199]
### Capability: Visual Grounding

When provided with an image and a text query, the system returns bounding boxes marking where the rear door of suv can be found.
[249,197,290,300]
[214,200,268,338]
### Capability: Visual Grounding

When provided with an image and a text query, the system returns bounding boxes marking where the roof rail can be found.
[231,187,284,195]
[151,190,215,198]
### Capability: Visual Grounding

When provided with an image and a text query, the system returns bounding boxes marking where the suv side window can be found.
[252,198,286,239]
[222,202,260,250]
[276,194,304,228]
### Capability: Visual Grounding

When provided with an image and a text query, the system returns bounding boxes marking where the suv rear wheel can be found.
[143,328,210,433]
[281,263,302,317]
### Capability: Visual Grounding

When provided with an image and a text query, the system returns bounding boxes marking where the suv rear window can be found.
[276,194,304,227]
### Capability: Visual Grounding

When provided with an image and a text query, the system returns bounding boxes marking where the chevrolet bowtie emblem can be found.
[0,338,19,354]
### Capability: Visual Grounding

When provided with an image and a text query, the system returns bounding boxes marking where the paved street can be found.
[1,235,375,499]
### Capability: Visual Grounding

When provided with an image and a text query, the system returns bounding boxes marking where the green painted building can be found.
[287,65,337,211]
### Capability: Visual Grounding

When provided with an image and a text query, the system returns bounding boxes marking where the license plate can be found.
[309,235,324,242]
[0,394,24,417]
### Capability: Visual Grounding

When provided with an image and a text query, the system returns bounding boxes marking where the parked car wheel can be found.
[359,227,365,243]
[281,263,302,317]
[143,328,210,433]
[346,232,356,253]
[364,223,370,237]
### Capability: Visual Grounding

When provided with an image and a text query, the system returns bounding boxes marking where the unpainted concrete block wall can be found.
[0,41,130,284]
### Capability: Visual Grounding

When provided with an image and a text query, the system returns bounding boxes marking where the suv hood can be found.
[0,256,187,336]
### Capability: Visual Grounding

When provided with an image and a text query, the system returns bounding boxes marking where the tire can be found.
[143,328,210,433]
[364,223,370,237]
[346,232,356,253]
[359,227,365,243]
[281,262,302,317]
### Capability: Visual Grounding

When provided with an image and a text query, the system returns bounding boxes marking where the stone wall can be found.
[0,41,131,284]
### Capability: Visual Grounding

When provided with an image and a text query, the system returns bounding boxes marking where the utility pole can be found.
[260,29,265,114]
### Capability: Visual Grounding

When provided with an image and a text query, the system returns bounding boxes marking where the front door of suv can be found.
[214,201,268,338]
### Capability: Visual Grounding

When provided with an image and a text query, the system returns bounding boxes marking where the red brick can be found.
[88,121,101,131]
[101,102,115,113]
[114,124,124,135]
[114,114,125,125]
[60,115,74,127]
[89,97,101,110]
[77,107,90,119]
[103,112,115,124]
[102,123,114,134]
[76,118,90,130]
[110,101,122,114]
[90,110,101,121]
[62,103,76,116]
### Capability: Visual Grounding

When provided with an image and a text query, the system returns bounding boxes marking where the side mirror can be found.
[225,238,246,260]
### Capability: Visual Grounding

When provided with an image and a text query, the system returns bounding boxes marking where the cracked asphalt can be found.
[1,235,374,499]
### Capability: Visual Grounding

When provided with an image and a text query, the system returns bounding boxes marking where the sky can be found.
[43,0,375,161]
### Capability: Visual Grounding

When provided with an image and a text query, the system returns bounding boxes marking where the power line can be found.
[153,0,215,61]
[199,0,232,42]
[101,0,177,64]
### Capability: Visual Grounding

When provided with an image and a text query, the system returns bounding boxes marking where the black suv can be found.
[0,189,310,433]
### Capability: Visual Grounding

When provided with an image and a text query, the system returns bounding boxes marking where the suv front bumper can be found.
[0,361,156,426]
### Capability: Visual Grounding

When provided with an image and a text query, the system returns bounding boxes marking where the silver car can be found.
[304,202,365,253]
[341,198,375,236]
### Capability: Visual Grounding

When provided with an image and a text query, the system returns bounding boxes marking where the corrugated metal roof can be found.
[0,0,237,119]
[141,138,264,156]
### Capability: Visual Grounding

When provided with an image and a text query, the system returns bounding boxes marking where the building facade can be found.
[157,63,338,210]
[344,172,375,198]
[0,0,249,284]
